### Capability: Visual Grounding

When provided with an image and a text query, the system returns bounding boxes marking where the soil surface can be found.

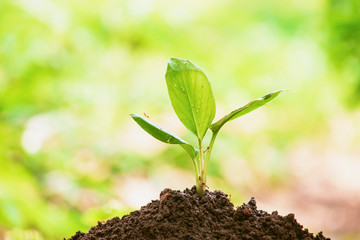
[65,186,330,240]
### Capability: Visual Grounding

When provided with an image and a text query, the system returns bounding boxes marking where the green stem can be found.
[197,139,205,196]
[203,130,219,185]
[190,156,200,191]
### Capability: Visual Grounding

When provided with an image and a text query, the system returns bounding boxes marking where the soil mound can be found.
[65,186,329,240]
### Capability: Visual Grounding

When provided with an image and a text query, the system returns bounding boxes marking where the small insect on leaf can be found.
[143,113,150,118]
[203,147,209,153]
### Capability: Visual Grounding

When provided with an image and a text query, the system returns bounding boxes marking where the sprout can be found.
[131,58,286,196]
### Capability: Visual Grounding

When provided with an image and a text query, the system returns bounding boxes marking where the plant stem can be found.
[203,131,218,186]
[197,139,205,196]
[190,156,200,192]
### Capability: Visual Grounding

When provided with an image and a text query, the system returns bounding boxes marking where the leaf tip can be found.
[262,89,288,100]
[278,89,289,92]
[167,58,203,74]
[167,57,189,71]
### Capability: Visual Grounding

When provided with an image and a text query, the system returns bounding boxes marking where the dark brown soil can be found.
[65,186,330,240]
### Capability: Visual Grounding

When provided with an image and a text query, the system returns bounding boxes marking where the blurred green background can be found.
[1,0,360,239]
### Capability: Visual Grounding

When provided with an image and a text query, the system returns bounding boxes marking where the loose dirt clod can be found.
[65,186,330,240]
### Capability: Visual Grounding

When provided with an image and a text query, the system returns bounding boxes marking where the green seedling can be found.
[131,58,286,196]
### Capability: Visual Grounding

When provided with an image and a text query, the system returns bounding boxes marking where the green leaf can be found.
[130,114,198,159]
[165,58,216,140]
[210,90,287,133]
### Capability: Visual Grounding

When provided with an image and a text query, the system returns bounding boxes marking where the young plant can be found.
[131,58,285,196]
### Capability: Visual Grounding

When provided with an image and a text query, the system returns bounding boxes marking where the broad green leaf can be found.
[130,114,198,159]
[165,58,216,140]
[210,90,286,133]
